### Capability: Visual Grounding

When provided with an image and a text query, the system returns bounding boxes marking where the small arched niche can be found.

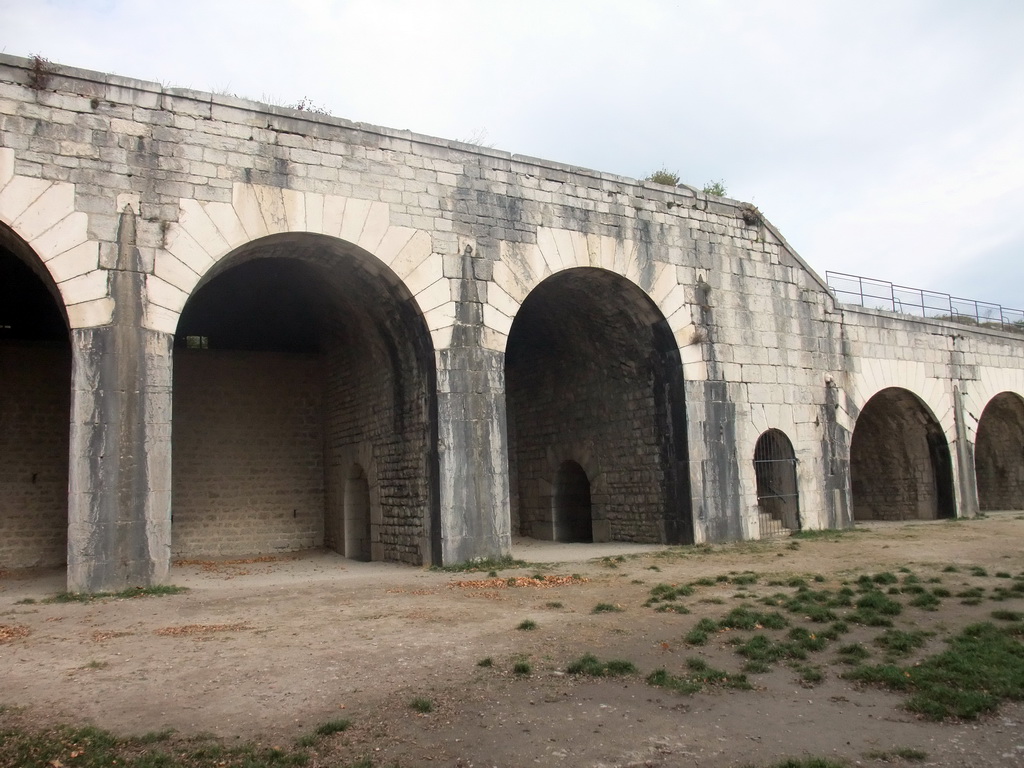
[553,460,593,543]
[344,464,372,561]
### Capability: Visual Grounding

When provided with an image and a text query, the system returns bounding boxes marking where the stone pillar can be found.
[953,384,980,519]
[435,245,512,564]
[66,208,172,592]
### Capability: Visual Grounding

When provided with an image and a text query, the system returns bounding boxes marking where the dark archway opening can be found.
[172,235,438,565]
[850,388,955,521]
[505,268,691,545]
[553,460,593,542]
[753,429,801,535]
[0,224,71,568]
[975,392,1024,511]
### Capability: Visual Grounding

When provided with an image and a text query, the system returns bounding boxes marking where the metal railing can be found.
[825,271,1024,334]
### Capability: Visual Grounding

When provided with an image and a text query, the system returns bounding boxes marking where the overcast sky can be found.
[3,0,1022,311]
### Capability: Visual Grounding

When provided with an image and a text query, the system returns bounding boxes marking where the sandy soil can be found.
[2,516,1024,767]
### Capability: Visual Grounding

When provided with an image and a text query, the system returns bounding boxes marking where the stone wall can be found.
[172,350,324,557]
[2,54,1024,588]
[0,342,70,567]
[322,317,433,565]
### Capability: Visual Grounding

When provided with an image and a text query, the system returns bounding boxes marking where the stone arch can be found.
[0,148,107,327]
[0,222,71,568]
[152,183,453,350]
[553,460,593,543]
[505,267,692,545]
[975,392,1024,511]
[488,228,698,377]
[850,387,955,521]
[170,232,439,565]
[753,429,801,534]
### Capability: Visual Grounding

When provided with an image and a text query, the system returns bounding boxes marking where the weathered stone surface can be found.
[1,54,1023,590]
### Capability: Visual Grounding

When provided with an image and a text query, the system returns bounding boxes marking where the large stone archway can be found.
[850,387,955,521]
[975,392,1024,511]
[0,224,71,568]
[171,233,439,565]
[505,267,691,545]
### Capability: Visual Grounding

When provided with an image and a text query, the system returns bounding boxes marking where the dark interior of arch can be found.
[171,237,438,565]
[0,227,70,569]
[850,387,955,521]
[753,429,801,532]
[505,268,691,544]
[975,393,1024,511]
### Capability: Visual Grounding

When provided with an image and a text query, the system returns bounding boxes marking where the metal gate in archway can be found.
[753,429,801,536]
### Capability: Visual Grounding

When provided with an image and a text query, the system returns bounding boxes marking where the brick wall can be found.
[171,350,324,558]
[0,342,70,567]
[323,317,432,565]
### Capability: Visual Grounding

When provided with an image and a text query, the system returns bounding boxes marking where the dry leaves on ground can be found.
[154,622,251,636]
[447,574,588,590]
[91,630,134,642]
[0,624,30,643]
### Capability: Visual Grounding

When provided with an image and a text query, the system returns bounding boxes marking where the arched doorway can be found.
[850,387,955,521]
[975,392,1024,511]
[171,234,438,564]
[0,224,70,568]
[505,268,691,545]
[753,429,800,535]
[553,460,593,542]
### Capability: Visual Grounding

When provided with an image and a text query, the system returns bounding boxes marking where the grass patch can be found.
[837,642,871,664]
[864,747,927,762]
[719,605,788,631]
[684,617,719,645]
[844,622,1024,720]
[516,619,537,631]
[0,722,316,768]
[410,697,433,713]
[647,657,751,694]
[908,592,941,611]
[874,629,932,657]
[592,602,623,614]
[477,657,493,667]
[544,601,563,609]
[42,585,189,604]
[736,633,804,665]
[852,590,902,621]
[992,610,1024,622]
[791,663,825,686]
[314,719,351,736]
[790,529,862,541]
[512,660,532,675]
[645,583,695,605]
[432,555,527,573]
[566,653,637,677]
[655,603,691,614]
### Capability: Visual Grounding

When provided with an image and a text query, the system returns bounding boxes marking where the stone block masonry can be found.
[1,54,1023,591]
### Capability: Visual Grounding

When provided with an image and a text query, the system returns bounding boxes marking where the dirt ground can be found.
[2,515,1024,767]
